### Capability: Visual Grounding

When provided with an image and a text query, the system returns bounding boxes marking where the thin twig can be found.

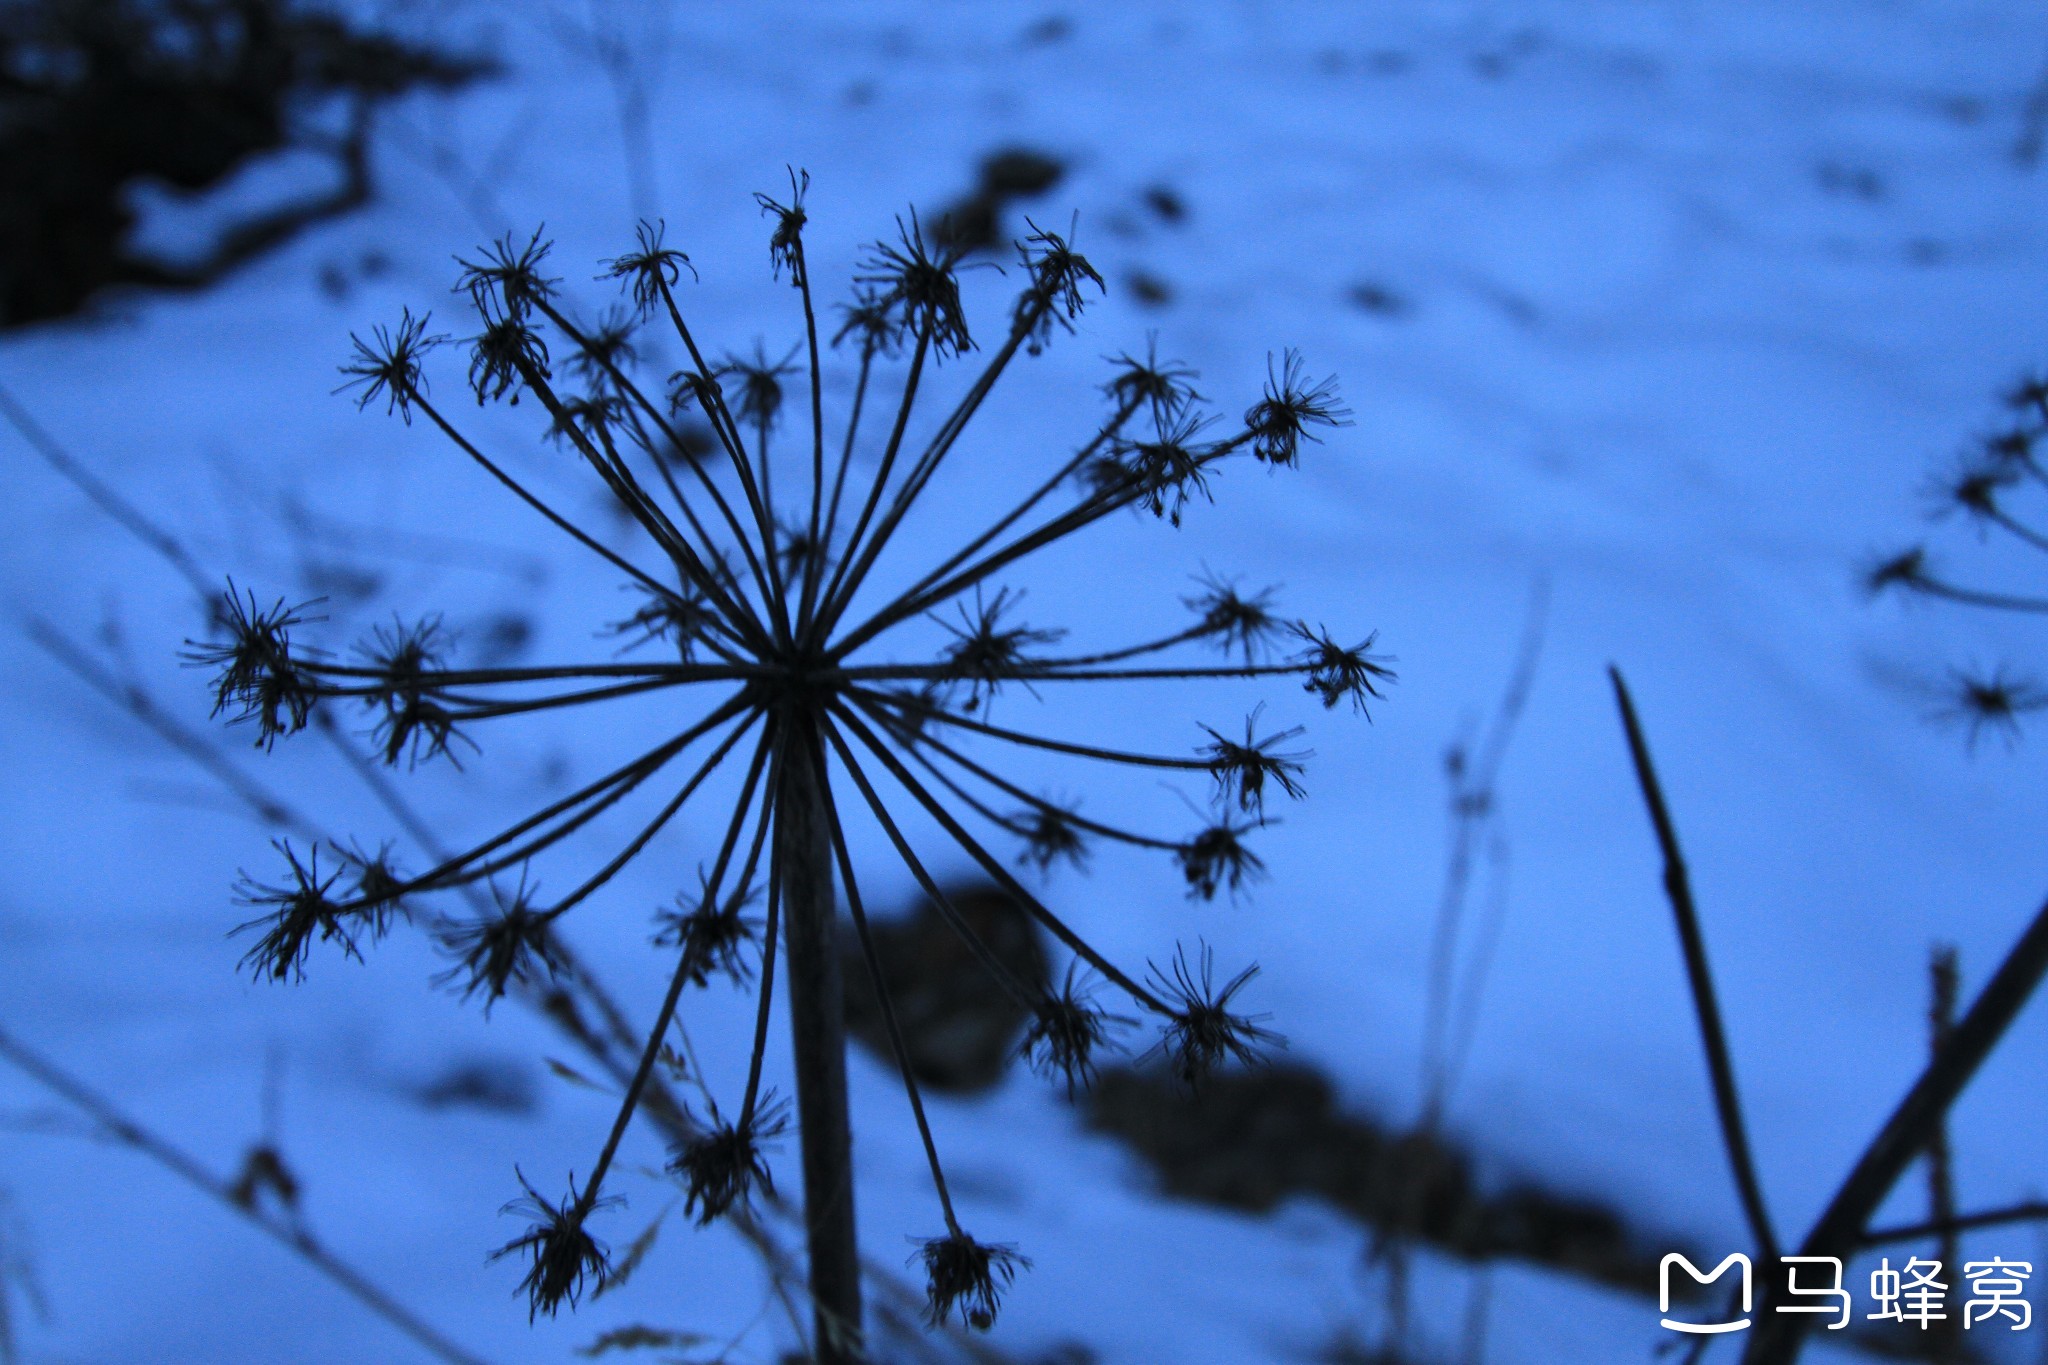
[1609,666,1780,1264]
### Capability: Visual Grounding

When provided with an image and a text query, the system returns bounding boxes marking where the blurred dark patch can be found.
[0,0,487,327]
[1906,238,1947,267]
[1469,30,1542,81]
[296,558,381,603]
[1082,1065,1688,1301]
[1141,184,1185,224]
[413,1057,537,1114]
[1816,160,1885,202]
[1347,282,1410,317]
[842,880,1048,1093]
[1021,16,1071,47]
[928,146,1066,256]
[471,612,533,665]
[1124,269,1171,308]
[655,417,719,469]
[1366,50,1413,76]
[1941,96,1984,126]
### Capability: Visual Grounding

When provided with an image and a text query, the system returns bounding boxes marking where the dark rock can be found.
[842,880,1049,1093]
[0,0,486,326]
[1082,1064,1691,1301]
[928,146,1067,256]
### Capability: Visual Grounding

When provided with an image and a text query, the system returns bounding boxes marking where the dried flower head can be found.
[601,220,697,316]
[1201,709,1309,815]
[232,841,356,982]
[456,227,559,319]
[335,308,444,422]
[1015,219,1104,354]
[1114,410,1217,526]
[717,341,801,431]
[755,168,810,284]
[668,1096,788,1224]
[436,883,564,1012]
[1184,572,1285,663]
[184,584,322,748]
[1104,337,1201,423]
[1019,965,1130,1097]
[914,1230,1028,1332]
[604,582,719,661]
[653,872,763,988]
[468,309,550,405]
[1149,942,1281,1085]
[1293,623,1397,715]
[1931,666,2048,751]
[567,307,641,389]
[1014,801,1089,873]
[935,587,1066,712]
[334,840,408,938]
[1177,818,1265,901]
[358,617,472,767]
[857,214,973,359]
[489,1169,616,1321]
[210,182,1388,1344]
[1244,349,1351,467]
[1865,545,1931,598]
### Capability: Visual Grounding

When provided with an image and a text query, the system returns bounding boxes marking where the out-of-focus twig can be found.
[0,1025,490,1365]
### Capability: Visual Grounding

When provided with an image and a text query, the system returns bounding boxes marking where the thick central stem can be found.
[775,717,864,1362]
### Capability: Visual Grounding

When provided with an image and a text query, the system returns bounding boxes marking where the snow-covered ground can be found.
[4,2,2047,1361]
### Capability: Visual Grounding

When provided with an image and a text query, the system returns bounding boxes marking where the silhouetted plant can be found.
[1869,372,2048,747]
[187,172,1389,1358]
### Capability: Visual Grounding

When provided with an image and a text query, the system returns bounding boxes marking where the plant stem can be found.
[775,719,864,1362]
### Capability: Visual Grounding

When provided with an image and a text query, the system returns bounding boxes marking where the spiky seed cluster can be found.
[756,169,810,284]
[1015,803,1088,873]
[360,618,471,767]
[232,842,355,981]
[436,891,564,1012]
[655,875,763,987]
[1019,966,1129,1098]
[469,311,549,405]
[185,586,322,748]
[1201,711,1309,815]
[1933,666,2048,751]
[206,184,1390,1338]
[1177,820,1265,901]
[856,215,973,358]
[490,1170,615,1321]
[1105,340,1201,423]
[669,1097,787,1225]
[717,342,800,430]
[337,842,408,938]
[936,587,1065,712]
[1874,367,2048,745]
[336,308,444,421]
[1015,221,1105,354]
[569,308,640,387]
[605,583,717,660]
[1294,624,1396,715]
[1186,574,1284,663]
[1150,944,1281,1086]
[915,1231,1029,1332]
[1244,349,1350,467]
[1112,412,1216,526]
[456,228,560,319]
[601,223,695,321]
